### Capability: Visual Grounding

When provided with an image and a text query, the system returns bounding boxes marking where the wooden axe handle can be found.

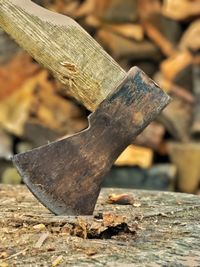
[0,0,126,111]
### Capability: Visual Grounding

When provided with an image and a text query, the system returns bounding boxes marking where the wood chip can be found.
[33,224,46,231]
[133,202,141,208]
[108,194,134,205]
[85,248,97,256]
[52,255,63,267]
[34,232,49,249]
[0,252,9,260]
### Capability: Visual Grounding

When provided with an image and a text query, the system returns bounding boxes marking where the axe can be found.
[0,0,170,215]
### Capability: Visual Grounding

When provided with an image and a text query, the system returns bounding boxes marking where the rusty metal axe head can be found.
[12,67,170,216]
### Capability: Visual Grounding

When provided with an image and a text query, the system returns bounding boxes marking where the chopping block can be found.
[0,185,200,266]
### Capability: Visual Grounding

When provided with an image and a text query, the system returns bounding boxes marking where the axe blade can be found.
[13,67,170,215]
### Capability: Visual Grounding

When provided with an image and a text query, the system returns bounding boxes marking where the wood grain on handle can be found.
[0,0,126,110]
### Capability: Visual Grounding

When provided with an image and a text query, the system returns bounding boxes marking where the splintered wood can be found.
[0,0,200,192]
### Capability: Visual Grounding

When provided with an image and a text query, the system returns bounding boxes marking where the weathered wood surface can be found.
[0,0,126,111]
[1,185,200,266]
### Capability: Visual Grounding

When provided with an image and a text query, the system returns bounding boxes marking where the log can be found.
[96,29,161,61]
[115,145,153,169]
[83,16,144,41]
[94,0,138,23]
[138,0,161,20]
[102,23,144,42]
[0,52,39,101]
[162,0,200,21]
[47,0,80,18]
[134,122,165,150]
[154,72,194,104]
[142,20,175,57]
[168,142,200,193]
[160,50,193,82]
[1,167,22,184]
[140,13,181,57]
[158,96,192,142]
[74,0,95,18]
[1,185,200,266]
[0,129,12,160]
[179,19,200,52]
[160,50,194,91]
[0,29,20,64]
[0,71,87,137]
[192,64,200,136]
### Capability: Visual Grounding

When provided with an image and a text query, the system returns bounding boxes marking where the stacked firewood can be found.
[0,0,200,193]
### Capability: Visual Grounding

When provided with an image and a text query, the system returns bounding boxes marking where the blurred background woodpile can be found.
[0,0,200,193]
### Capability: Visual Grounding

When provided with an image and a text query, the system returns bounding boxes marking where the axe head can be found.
[13,67,170,215]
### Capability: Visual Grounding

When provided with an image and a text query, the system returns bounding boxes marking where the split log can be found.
[0,29,20,64]
[115,145,153,169]
[73,0,95,18]
[168,142,200,193]
[160,51,194,91]
[33,0,45,6]
[162,0,200,21]
[0,52,39,101]
[96,29,161,61]
[140,13,181,57]
[134,122,165,150]
[142,21,175,57]
[158,96,192,142]
[102,24,144,42]
[0,160,12,183]
[94,0,138,23]
[83,15,144,42]
[0,129,12,159]
[138,1,181,57]
[22,121,63,148]
[179,19,200,52]
[138,0,161,20]
[154,72,194,104]
[1,185,200,266]
[195,55,200,65]
[16,141,33,154]
[47,0,80,17]
[160,50,193,82]
[192,64,200,136]
[0,71,87,137]
[1,167,22,184]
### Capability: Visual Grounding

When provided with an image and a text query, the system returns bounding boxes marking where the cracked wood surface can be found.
[0,0,126,111]
[0,185,200,266]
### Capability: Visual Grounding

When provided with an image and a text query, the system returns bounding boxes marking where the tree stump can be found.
[1,185,200,266]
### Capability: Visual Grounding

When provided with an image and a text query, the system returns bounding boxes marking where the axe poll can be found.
[0,1,170,215]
